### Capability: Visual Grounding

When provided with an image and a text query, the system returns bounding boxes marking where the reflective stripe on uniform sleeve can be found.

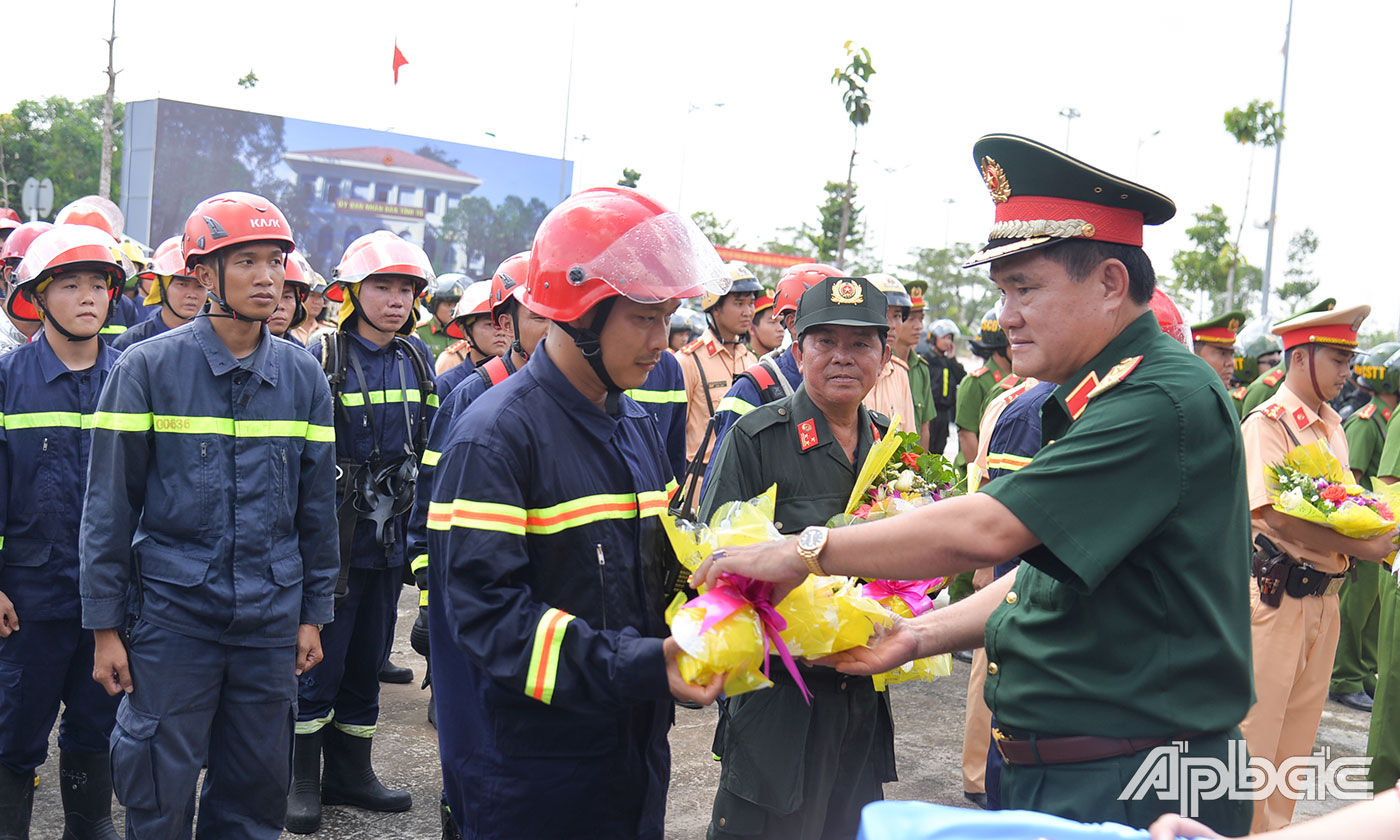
[0,411,98,430]
[716,395,757,416]
[637,489,671,518]
[664,478,679,502]
[422,448,441,467]
[93,411,155,432]
[338,389,429,408]
[409,553,429,574]
[624,388,687,404]
[986,453,1033,472]
[427,499,528,535]
[99,325,126,335]
[91,411,333,441]
[524,493,643,535]
[526,608,575,704]
[427,393,440,408]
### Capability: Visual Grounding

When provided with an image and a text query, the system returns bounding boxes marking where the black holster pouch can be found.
[1252,533,1290,608]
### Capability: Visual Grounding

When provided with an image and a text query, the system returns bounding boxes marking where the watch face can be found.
[799,527,824,551]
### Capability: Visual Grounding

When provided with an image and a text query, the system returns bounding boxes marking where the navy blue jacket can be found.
[110,308,172,352]
[427,343,675,839]
[0,335,117,621]
[706,347,800,485]
[307,331,437,569]
[435,356,478,399]
[986,380,1054,579]
[80,317,340,647]
[624,350,687,484]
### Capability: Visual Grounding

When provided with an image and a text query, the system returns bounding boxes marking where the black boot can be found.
[284,731,324,834]
[59,751,119,840]
[0,766,35,840]
[320,727,411,813]
[377,660,413,684]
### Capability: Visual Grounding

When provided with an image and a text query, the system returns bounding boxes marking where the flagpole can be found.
[558,0,580,203]
[1260,0,1293,318]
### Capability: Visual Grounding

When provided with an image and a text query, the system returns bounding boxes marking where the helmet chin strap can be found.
[1306,344,1329,405]
[34,294,111,344]
[505,303,531,361]
[347,290,403,336]
[203,255,267,324]
[556,297,622,414]
[706,311,748,347]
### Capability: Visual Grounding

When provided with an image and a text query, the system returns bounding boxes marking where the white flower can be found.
[1279,488,1305,510]
[895,470,916,493]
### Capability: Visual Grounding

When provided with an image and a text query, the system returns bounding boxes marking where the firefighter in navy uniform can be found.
[702,263,842,495]
[0,226,125,839]
[428,186,725,840]
[80,192,339,839]
[417,274,472,359]
[289,231,438,833]
[110,236,208,352]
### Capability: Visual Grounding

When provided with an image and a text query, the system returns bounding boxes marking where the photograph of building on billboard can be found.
[121,98,572,278]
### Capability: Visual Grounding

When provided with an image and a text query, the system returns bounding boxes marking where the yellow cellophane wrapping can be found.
[1270,441,1400,539]
[868,596,953,690]
[669,596,773,697]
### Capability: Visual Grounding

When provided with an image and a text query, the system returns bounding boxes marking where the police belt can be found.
[992,727,1215,767]
[1279,560,1347,598]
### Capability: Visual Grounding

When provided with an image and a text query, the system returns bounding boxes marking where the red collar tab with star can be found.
[799,418,819,451]
[1064,372,1100,421]
[1292,407,1311,431]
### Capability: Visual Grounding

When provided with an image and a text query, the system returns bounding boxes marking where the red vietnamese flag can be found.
[392,40,409,84]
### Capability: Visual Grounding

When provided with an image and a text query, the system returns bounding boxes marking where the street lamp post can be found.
[1260,0,1294,318]
[557,0,580,204]
[1059,108,1081,152]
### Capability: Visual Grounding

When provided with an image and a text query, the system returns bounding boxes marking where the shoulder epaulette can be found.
[998,373,1022,391]
[1261,403,1286,421]
[679,338,704,355]
[736,398,793,435]
[1231,386,1248,400]
[445,339,470,357]
[1262,369,1284,387]
[1358,403,1377,420]
[971,366,989,377]
[1002,380,1034,403]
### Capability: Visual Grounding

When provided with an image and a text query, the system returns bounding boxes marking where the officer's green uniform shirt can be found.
[1239,363,1286,415]
[954,354,1013,435]
[1333,394,1387,698]
[699,384,888,533]
[979,311,1254,737]
[905,349,937,430]
[1344,395,1391,483]
[416,321,453,359]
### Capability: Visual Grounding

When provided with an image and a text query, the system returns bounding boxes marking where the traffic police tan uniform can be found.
[678,265,761,479]
[1239,304,1370,833]
[862,274,918,433]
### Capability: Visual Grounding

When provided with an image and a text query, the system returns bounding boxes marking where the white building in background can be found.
[281,146,483,274]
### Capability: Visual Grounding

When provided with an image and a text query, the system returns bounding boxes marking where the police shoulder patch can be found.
[445,339,470,356]
[1262,369,1284,387]
[1261,403,1286,421]
[1359,403,1377,420]
[679,338,704,355]
[971,366,989,377]
[1231,386,1248,400]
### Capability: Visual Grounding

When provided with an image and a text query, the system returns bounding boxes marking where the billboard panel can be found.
[121,98,572,277]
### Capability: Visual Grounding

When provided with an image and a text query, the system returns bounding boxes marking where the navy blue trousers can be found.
[111,621,296,840]
[0,618,119,773]
[296,566,399,734]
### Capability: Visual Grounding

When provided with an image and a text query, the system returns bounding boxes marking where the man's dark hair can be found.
[1040,239,1156,306]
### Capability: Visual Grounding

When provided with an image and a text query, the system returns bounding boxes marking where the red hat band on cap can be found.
[1279,324,1359,351]
[1193,328,1237,345]
[992,196,1144,247]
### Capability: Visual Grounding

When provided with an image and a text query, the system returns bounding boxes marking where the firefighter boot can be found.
[284,731,324,834]
[0,766,34,840]
[320,726,411,813]
[59,750,120,840]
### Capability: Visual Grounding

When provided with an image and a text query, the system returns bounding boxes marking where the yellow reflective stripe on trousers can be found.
[526,608,574,704]
[422,448,441,467]
[716,395,757,416]
[0,411,98,430]
[624,388,686,404]
[295,711,334,735]
[986,452,1033,472]
[333,722,376,738]
[427,499,528,535]
[339,389,428,407]
[91,411,332,441]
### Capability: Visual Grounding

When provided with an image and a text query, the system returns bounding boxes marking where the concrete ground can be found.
[33,587,1369,838]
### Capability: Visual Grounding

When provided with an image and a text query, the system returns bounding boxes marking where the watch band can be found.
[801,550,826,577]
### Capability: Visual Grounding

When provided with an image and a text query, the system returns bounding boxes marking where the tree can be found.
[0,96,123,213]
[1222,99,1285,310]
[1275,227,1319,312]
[414,145,459,168]
[691,211,740,248]
[238,71,259,90]
[830,41,874,270]
[618,168,641,188]
[807,180,864,265]
[437,194,550,277]
[99,1,120,200]
[1170,204,1261,315]
[902,243,996,328]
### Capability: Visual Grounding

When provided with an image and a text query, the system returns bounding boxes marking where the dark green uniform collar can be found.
[1043,310,1159,437]
[790,384,882,473]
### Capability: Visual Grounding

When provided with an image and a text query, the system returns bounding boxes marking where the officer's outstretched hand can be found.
[811,615,921,676]
[0,589,17,637]
[662,637,723,707]
[691,537,807,605]
[92,628,133,696]
[296,624,323,676]
[1354,529,1400,563]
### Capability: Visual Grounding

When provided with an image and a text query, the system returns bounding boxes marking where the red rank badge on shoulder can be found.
[799,419,819,451]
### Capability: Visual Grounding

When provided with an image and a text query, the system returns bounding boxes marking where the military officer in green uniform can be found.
[699,275,894,840]
[695,134,1254,833]
[1191,310,1246,388]
[903,280,939,448]
[1368,362,1400,790]
[1331,343,1400,712]
[1240,299,1337,415]
[1232,331,1284,416]
[954,310,1017,472]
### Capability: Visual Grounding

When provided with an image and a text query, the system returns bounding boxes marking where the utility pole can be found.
[99,0,120,200]
[1260,0,1294,318]
[1059,107,1081,153]
[557,0,579,204]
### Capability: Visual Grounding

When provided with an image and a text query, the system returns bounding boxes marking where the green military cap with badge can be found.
[794,275,889,336]
[905,278,928,310]
[1192,311,1247,350]
[964,134,1176,268]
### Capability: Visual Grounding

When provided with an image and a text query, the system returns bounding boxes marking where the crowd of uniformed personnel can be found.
[0,131,1398,840]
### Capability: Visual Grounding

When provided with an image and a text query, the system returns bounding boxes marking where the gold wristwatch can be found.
[796,526,830,577]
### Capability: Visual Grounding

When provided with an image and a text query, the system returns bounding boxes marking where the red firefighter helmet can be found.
[54,196,124,240]
[1151,288,1190,348]
[773,263,842,318]
[0,208,21,233]
[525,187,729,323]
[1,221,56,271]
[445,281,494,340]
[328,231,434,300]
[181,192,294,269]
[489,251,532,326]
[8,225,123,323]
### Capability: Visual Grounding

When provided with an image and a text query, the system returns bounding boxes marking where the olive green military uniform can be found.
[1331,395,1390,697]
[953,354,1015,466]
[1239,363,1286,415]
[979,312,1254,832]
[906,349,937,432]
[1368,412,1400,790]
[700,275,896,840]
[416,321,453,359]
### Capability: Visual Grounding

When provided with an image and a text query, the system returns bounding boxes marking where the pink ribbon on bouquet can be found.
[694,572,812,704]
[861,578,945,617]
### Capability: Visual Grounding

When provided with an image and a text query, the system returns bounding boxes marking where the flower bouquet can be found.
[1269,440,1400,539]
[828,420,959,527]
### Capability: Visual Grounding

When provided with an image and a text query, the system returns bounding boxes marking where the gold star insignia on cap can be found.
[981,156,1011,204]
[831,279,863,305]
